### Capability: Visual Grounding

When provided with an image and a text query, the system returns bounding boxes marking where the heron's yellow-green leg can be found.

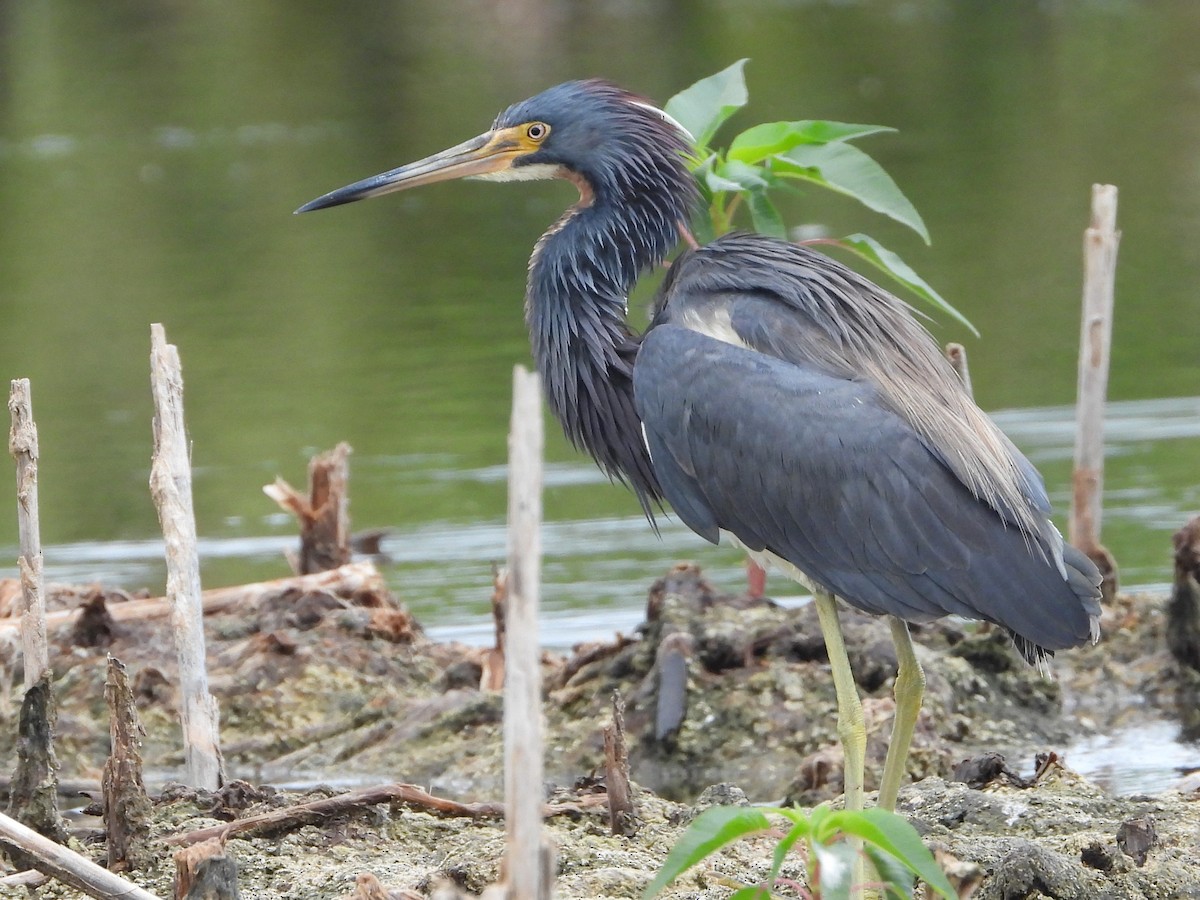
[877,617,926,812]
[813,589,866,900]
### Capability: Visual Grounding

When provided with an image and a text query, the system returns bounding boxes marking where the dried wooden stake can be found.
[502,366,552,900]
[0,808,162,900]
[5,672,67,857]
[263,443,353,574]
[944,342,974,398]
[7,379,49,685]
[1069,185,1121,600]
[149,324,223,790]
[481,565,507,692]
[103,656,153,872]
[173,837,239,899]
[604,692,636,836]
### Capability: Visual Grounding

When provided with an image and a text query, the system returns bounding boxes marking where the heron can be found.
[297,80,1102,818]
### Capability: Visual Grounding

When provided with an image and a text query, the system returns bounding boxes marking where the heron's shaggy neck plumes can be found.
[519,85,697,513]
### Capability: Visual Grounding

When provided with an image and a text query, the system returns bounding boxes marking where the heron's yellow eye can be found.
[526,122,550,142]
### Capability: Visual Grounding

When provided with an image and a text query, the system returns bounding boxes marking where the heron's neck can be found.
[525,192,678,510]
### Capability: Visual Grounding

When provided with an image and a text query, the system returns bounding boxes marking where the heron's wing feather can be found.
[634,324,1097,650]
[654,235,1058,546]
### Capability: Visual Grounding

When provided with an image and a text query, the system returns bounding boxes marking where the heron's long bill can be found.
[295,126,532,214]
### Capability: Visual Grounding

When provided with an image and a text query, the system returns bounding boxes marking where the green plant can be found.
[642,803,956,899]
[663,59,975,335]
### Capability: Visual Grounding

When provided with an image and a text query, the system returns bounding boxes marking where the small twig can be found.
[676,220,700,251]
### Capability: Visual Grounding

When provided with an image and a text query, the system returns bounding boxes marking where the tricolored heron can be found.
[297,80,1102,817]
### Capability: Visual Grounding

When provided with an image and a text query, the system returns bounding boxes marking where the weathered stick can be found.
[1069,186,1121,598]
[7,379,49,685]
[167,783,505,846]
[603,692,635,836]
[103,656,152,872]
[5,673,67,854]
[263,443,353,574]
[944,343,974,398]
[166,782,604,849]
[0,562,385,634]
[503,366,551,900]
[149,324,223,790]
[0,808,162,900]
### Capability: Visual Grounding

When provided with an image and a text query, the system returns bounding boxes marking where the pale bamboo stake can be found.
[7,379,49,685]
[0,809,162,900]
[503,366,552,900]
[1070,186,1120,557]
[148,324,223,790]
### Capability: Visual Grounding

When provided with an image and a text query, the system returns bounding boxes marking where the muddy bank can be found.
[0,562,1197,897]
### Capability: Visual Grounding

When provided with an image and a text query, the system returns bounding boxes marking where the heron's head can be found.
[296,80,697,214]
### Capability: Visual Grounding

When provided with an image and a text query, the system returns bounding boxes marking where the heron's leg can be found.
[813,590,866,899]
[812,589,866,809]
[877,617,925,812]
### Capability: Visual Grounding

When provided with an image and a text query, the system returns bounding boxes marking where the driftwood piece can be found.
[103,656,153,872]
[0,561,387,634]
[263,443,352,574]
[149,324,223,790]
[1069,185,1120,602]
[603,692,636,836]
[5,672,67,861]
[7,378,49,685]
[165,783,508,847]
[502,366,552,900]
[0,808,162,900]
[174,837,240,899]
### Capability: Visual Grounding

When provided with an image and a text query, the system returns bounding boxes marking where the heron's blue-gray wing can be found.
[634,323,1097,653]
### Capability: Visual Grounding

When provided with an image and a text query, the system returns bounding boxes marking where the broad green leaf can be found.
[833,234,977,335]
[747,189,786,239]
[864,846,920,900]
[664,59,749,151]
[811,840,859,900]
[641,805,773,899]
[715,158,769,191]
[729,887,773,900]
[768,819,810,885]
[705,168,748,194]
[776,142,930,244]
[728,120,896,164]
[824,808,957,900]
